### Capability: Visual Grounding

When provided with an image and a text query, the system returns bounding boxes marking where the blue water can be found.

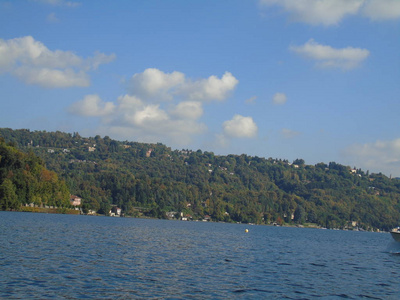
[1,212,400,299]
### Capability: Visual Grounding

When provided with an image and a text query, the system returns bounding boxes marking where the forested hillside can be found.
[0,136,70,210]
[1,128,400,230]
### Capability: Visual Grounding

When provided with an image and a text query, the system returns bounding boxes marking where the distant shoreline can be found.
[1,209,386,233]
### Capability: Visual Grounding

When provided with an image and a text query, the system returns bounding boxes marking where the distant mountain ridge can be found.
[1,127,399,231]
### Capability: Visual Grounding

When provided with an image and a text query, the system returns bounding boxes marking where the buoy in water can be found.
[245,229,249,233]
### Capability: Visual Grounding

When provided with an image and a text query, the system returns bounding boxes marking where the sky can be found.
[1,0,400,177]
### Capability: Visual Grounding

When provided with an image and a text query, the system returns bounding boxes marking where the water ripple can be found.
[1,212,400,299]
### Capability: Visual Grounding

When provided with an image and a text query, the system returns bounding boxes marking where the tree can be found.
[307,209,317,223]
[293,159,305,166]
[293,205,306,224]
[0,179,18,210]
[98,201,111,216]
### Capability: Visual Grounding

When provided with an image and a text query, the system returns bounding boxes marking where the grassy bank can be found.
[19,206,80,215]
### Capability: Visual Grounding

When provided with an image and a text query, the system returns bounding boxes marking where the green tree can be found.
[0,178,18,210]
[293,205,306,224]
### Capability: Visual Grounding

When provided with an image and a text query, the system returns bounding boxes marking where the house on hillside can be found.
[70,195,81,206]
[203,215,211,222]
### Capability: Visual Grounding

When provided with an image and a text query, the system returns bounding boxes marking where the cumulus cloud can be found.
[181,72,239,101]
[68,94,115,117]
[362,0,400,20]
[14,67,89,88]
[259,0,400,25]
[116,94,143,111]
[344,138,400,176]
[290,39,369,70]
[128,68,185,100]
[132,105,169,127]
[0,36,115,88]
[273,92,287,105]
[281,128,301,138]
[69,68,239,146]
[109,95,207,145]
[171,101,203,120]
[128,69,238,102]
[223,115,258,138]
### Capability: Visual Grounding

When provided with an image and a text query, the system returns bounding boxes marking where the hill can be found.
[1,128,400,230]
[0,135,70,211]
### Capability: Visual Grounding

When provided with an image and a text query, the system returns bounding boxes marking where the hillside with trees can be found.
[0,136,70,211]
[1,128,400,231]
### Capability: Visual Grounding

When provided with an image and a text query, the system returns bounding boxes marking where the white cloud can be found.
[290,39,369,70]
[129,68,185,100]
[69,68,238,147]
[171,101,203,120]
[132,105,169,127]
[68,94,115,117]
[260,0,363,26]
[70,93,207,146]
[259,0,400,25]
[273,92,287,105]
[182,72,239,101]
[117,97,206,142]
[117,94,143,111]
[14,67,89,88]
[0,36,115,88]
[128,69,238,102]
[281,128,301,138]
[223,115,258,138]
[344,138,400,176]
[362,0,400,20]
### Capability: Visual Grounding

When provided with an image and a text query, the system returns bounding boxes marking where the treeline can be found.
[0,136,70,210]
[1,128,400,230]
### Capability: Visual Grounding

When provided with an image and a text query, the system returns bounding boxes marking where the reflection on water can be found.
[1,211,400,299]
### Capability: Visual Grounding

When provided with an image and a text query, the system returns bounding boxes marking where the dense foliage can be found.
[1,128,400,230]
[0,136,70,210]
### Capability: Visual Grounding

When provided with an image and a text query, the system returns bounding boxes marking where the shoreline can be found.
[1,209,386,233]
[18,206,80,215]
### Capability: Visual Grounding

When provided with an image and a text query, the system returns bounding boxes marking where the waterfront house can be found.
[109,206,122,216]
[70,195,81,206]
[112,206,122,216]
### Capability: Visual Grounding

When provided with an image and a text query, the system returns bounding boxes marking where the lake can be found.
[1,211,400,299]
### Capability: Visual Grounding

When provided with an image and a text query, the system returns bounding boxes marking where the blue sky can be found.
[1,0,400,176]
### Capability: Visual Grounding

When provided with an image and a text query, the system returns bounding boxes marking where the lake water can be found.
[1,212,400,299]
